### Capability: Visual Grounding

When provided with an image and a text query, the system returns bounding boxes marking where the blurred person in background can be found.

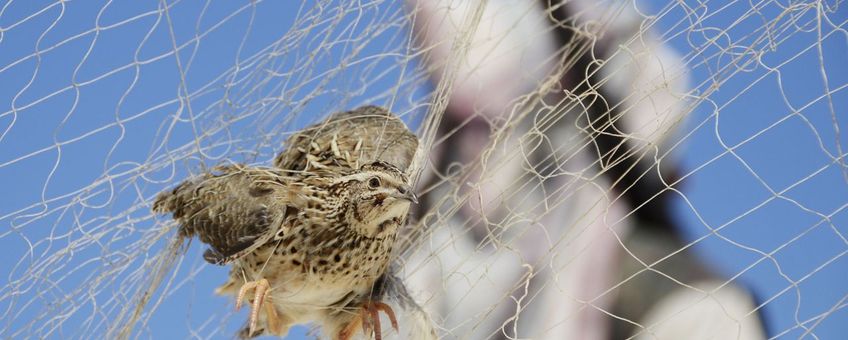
[403,1,767,339]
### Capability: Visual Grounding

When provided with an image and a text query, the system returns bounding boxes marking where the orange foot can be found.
[338,301,399,340]
[236,278,283,336]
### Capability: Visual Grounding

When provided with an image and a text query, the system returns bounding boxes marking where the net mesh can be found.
[0,0,845,339]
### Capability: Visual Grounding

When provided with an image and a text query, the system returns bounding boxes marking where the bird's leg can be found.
[236,278,274,337]
[338,301,398,340]
[263,298,292,336]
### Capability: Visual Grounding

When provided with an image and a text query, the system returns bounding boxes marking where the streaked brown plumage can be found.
[275,105,418,172]
[153,106,419,339]
[153,165,295,265]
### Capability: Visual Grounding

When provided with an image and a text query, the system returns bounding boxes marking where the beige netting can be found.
[1,0,845,339]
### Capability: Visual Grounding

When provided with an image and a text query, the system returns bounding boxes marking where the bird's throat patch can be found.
[373,193,386,206]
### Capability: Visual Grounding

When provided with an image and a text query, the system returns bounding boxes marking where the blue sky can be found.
[654,2,848,337]
[0,1,845,339]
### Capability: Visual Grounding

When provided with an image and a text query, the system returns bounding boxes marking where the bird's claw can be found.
[339,301,398,340]
[236,278,270,337]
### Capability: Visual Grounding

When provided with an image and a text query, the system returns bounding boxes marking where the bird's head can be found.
[335,161,416,237]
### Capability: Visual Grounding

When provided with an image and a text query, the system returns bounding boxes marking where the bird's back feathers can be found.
[275,105,418,173]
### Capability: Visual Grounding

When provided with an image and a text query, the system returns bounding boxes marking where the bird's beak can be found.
[394,185,418,204]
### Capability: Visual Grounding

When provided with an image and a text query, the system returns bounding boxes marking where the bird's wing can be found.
[152,165,295,265]
[274,105,419,172]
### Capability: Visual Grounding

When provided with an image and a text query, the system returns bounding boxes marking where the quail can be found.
[153,106,419,339]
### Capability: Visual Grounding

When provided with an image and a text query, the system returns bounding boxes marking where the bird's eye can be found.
[368,177,381,188]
